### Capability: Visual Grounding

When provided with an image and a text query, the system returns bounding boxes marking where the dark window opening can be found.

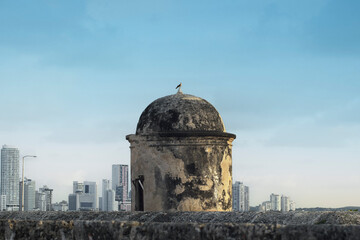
[85,185,89,193]
[133,175,144,211]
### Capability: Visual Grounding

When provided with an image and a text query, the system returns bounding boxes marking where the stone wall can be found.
[1,211,360,240]
[127,134,234,211]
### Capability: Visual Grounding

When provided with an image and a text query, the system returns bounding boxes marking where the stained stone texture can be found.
[136,93,225,134]
[1,211,360,240]
[1,211,360,224]
[127,91,236,211]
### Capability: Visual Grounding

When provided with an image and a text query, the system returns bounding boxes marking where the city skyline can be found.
[1,1,360,207]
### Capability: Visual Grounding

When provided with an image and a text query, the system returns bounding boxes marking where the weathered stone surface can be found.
[127,91,235,212]
[127,134,234,212]
[1,211,360,224]
[1,212,360,240]
[136,92,226,134]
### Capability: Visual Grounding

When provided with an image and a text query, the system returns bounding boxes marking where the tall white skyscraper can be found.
[19,178,36,211]
[281,195,290,212]
[270,193,281,211]
[1,145,20,210]
[101,179,116,211]
[102,179,110,211]
[106,189,116,211]
[232,181,250,212]
[112,164,129,201]
[35,191,46,211]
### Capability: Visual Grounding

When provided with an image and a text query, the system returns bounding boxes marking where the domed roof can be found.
[136,92,226,135]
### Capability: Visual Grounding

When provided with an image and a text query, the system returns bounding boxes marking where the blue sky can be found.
[1,0,359,207]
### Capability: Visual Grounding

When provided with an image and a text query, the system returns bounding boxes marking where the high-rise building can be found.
[270,193,281,211]
[102,179,110,211]
[259,201,271,212]
[19,178,36,211]
[281,195,290,212]
[232,181,250,212]
[69,181,84,211]
[39,186,53,211]
[35,191,46,211]
[106,189,116,211]
[112,164,129,201]
[68,181,97,211]
[98,197,103,211]
[68,194,79,211]
[102,179,116,211]
[80,181,97,210]
[232,181,243,211]
[1,145,20,211]
[244,186,250,211]
[290,201,296,211]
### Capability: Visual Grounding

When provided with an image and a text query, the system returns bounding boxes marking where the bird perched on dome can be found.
[176,82,182,93]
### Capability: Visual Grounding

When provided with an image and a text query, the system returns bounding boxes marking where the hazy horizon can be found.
[1,0,360,208]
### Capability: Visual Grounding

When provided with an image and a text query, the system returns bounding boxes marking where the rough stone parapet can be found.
[1,211,360,225]
[1,211,360,239]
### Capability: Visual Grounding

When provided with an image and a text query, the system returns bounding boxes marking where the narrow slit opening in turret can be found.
[134,175,144,211]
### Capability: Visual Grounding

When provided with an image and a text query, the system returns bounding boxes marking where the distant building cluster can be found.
[232,181,250,212]
[258,193,296,212]
[20,179,54,211]
[1,144,131,213]
[1,144,57,211]
[69,164,130,212]
[232,180,296,213]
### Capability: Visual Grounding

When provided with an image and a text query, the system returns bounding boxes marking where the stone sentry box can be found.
[126,91,236,211]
